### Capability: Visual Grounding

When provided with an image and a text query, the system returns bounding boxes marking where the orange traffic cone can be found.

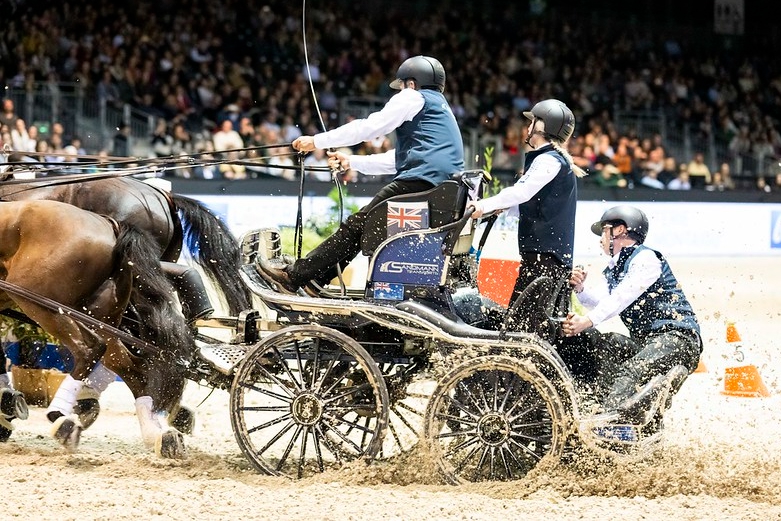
[721,322,770,398]
[694,358,708,373]
[726,321,741,343]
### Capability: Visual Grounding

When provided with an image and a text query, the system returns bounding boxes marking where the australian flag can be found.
[387,201,429,237]
[372,281,404,300]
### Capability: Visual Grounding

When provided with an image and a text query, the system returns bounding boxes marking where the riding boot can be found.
[602,375,640,412]
[161,262,214,324]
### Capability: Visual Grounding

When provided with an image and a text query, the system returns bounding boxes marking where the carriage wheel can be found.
[424,354,567,484]
[377,361,434,458]
[229,324,389,479]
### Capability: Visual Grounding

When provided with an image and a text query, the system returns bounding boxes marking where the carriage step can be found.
[195,339,248,375]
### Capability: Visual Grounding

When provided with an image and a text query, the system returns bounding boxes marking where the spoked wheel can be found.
[424,354,567,484]
[229,324,389,479]
[378,361,434,458]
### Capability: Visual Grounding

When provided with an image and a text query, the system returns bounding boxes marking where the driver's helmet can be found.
[389,56,446,93]
[523,99,576,142]
[590,205,649,243]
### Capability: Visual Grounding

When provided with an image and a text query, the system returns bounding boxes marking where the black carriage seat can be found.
[500,275,572,344]
[360,170,483,257]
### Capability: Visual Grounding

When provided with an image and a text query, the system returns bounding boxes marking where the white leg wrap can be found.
[47,375,84,416]
[135,396,162,448]
[0,373,10,389]
[83,362,116,393]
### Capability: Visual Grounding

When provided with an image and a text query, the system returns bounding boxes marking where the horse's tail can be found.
[171,193,252,315]
[114,224,192,412]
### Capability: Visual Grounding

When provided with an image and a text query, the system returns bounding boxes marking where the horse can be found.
[0,160,252,316]
[0,159,253,433]
[0,199,193,456]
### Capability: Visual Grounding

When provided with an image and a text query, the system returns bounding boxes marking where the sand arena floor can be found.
[1,257,780,520]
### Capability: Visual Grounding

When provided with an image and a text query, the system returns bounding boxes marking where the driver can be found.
[256,55,464,296]
[564,205,702,425]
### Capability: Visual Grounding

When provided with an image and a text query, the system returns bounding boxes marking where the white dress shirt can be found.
[577,247,662,327]
[478,152,560,217]
[313,88,425,175]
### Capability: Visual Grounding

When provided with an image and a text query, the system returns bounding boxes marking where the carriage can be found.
[0,161,676,483]
[182,169,676,483]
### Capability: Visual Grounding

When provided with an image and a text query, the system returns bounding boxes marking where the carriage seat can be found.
[360,170,483,257]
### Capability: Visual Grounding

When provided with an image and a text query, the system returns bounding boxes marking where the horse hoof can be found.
[0,415,14,442]
[50,415,83,452]
[73,398,101,430]
[168,405,195,435]
[0,389,28,420]
[156,429,187,459]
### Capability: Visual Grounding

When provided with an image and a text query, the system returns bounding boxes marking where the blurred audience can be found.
[0,0,778,191]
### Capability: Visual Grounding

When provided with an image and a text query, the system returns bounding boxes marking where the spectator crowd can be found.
[1,0,780,191]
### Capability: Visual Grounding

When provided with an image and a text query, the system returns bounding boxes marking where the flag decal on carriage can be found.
[372,281,404,300]
[387,201,429,237]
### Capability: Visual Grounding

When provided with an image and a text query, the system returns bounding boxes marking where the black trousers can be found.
[557,330,641,401]
[559,327,701,409]
[603,329,702,409]
[287,179,435,287]
[509,252,571,306]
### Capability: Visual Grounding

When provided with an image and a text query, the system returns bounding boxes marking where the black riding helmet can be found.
[389,56,446,93]
[523,99,575,142]
[590,205,649,243]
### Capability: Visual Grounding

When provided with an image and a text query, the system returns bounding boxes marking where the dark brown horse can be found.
[0,162,251,316]
[0,199,193,456]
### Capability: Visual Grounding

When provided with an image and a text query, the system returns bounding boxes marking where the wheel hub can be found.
[476,412,510,446]
[291,392,323,426]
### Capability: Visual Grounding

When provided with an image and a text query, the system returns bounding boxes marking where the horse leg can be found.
[101,336,189,459]
[46,374,85,451]
[0,366,29,419]
[28,317,109,452]
[135,395,186,459]
[0,369,29,442]
[168,403,196,435]
[0,319,30,442]
[72,361,117,429]
[161,261,214,324]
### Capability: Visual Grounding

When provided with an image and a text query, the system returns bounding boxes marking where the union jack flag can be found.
[387,201,429,237]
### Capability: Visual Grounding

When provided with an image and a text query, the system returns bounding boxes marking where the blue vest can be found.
[394,89,464,185]
[516,145,577,267]
[604,244,701,339]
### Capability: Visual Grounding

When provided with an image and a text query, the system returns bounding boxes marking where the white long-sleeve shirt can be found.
[312,88,425,175]
[478,152,561,217]
[577,247,662,327]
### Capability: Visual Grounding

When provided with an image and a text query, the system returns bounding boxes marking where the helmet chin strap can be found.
[608,228,630,256]
[524,119,548,149]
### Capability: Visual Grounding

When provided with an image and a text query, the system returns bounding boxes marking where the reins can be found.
[0,143,331,199]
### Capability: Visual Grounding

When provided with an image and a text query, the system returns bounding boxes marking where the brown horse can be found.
[0,199,193,456]
[0,165,252,436]
[0,163,252,316]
